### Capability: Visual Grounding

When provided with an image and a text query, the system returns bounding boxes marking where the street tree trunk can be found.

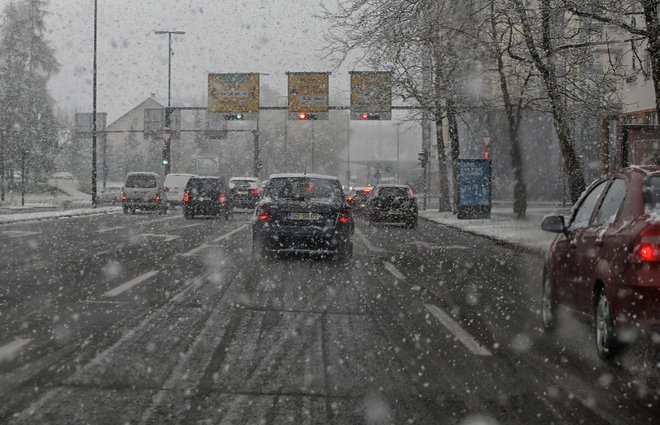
[641,0,660,123]
[519,0,585,203]
[446,98,460,212]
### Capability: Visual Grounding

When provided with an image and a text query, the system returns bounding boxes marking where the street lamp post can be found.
[91,0,98,207]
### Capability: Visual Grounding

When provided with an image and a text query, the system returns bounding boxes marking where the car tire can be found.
[595,289,617,359]
[184,209,193,220]
[407,216,418,229]
[252,234,269,259]
[123,206,128,214]
[541,270,556,333]
[337,240,353,262]
[159,207,168,215]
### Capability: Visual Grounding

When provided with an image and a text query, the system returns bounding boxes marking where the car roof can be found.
[619,165,660,177]
[269,173,339,181]
[375,184,410,188]
[126,171,159,177]
[190,175,222,180]
[230,176,258,180]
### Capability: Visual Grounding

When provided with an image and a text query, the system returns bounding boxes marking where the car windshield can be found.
[268,177,342,200]
[378,187,409,198]
[645,175,660,212]
[231,180,258,190]
[188,178,222,195]
[125,174,157,188]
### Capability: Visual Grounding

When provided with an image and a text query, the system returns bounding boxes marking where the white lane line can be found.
[408,241,467,250]
[103,270,160,297]
[210,224,248,243]
[0,338,31,362]
[425,304,493,357]
[383,261,407,280]
[180,224,249,257]
[97,226,126,233]
[172,223,203,230]
[1,230,41,238]
[354,228,389,253]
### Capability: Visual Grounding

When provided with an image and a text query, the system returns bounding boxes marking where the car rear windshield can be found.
[187,178,224,195]
[232,180,258,189]
[268,177,342,200]
[644,175,660,211]
[378,187,409,198]
[125,174,157,188]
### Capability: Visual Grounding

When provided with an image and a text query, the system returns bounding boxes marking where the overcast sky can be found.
[0,0,364,121]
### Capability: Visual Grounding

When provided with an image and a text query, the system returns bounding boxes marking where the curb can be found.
[0,208,120,225]
[418,214,546,258]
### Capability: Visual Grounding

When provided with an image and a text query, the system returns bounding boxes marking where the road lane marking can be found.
[97,226,126,233]
[172,223,203,230]
[180,224,249,257]
[408,241,467,250]
[139,233,180,242]
[211,224,248,243]
[383,261,407,280]
[103,270,160,297]
[354,228,389,253]
[0,338,31,362]
[425,304,493,356]
[1,230,41,238]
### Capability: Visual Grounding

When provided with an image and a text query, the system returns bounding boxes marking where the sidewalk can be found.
[0,206,120,225]
[419,205,571,257]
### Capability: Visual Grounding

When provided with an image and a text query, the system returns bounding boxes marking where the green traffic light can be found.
[162,159,169,165]
[235,113,243,120]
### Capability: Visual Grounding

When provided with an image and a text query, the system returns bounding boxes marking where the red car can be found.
[541,165,660,359]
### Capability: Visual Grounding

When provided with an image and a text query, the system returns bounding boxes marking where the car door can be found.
[574,178,628,317]
[554,180,609,313]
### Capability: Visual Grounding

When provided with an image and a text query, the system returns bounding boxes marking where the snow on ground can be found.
[0,206,120,224]
[419,206,571,256]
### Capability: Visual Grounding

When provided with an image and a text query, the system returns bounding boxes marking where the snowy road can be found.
[0,211,658,424]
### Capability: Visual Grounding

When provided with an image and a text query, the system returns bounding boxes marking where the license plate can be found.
[289,212,321,220]
[238,191,248,195]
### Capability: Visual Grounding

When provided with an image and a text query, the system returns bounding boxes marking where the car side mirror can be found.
[541,214,566,234]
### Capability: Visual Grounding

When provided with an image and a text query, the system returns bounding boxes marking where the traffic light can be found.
[224,113,244,120]
[360,112,381,120]
[297,112,319,120]
[483,151,490,159]
[162,145,170,166]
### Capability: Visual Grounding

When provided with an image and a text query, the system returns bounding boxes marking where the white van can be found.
[163,173,194,206]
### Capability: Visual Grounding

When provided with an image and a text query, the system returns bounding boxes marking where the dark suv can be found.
[252,174,354,260]
[183,176,233,219]
[366,184,418,228]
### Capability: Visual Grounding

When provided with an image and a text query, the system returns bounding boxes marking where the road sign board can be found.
[287,72,330,120]
[482,135,492,147]
[208,73,260,119]
[457,159,492,219]
[350,71,392,120]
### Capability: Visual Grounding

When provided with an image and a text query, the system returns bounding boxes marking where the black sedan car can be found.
[183,176,233,219]
[252,174,354,260]
[366,184,418,228]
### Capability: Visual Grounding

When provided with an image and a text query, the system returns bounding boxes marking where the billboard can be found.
[350,71,391,120]
[287,72,330,120]
[208,73,260,120]
[457,159,492,219]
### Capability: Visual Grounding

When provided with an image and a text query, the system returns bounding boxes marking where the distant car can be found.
[541,165,660,359]
[183,176,233,219]
[366,184,418,228]
[163,173,194,207]
[230,177,263,209]
[121,172,167,214]
[346,186,373,216]
[252,173,353,260]
[98,185,122,205]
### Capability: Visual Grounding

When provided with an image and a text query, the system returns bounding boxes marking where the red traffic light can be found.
[361,113,369,120]
[483,152,490,159]
[360,112,381,120]
[298,112,308,120]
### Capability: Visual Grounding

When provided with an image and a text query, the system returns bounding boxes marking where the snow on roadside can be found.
[0,206,121,225]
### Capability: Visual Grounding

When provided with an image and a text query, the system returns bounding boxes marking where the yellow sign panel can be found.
[350,71,392,120]
[288,73,329,118]
[208,73,260,113]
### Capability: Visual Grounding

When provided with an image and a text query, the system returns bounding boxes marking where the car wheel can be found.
[184,209,193,220]
[159,207,168,215]
[225,210,232,220]
[407,216,418,229]
[541,270,556,332]
[337,240,353,262]
[595,289,616,359]
[252,234,269,259]
[123,206,128,214]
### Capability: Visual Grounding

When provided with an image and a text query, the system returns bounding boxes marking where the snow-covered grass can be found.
[0,206,120,224]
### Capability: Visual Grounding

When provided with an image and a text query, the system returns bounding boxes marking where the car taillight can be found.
[249,188,263,196]
[338,208,351,224]
[154,193,161,202]
[257,205,270,221]
[218,193,227,203]
[183,192,190,203]
[163,185,169,192]
[121,192,126,201]
[347,195,355,203]
[408,187,414,198]
[638,224,660,262]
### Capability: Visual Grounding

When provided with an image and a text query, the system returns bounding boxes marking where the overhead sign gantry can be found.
[287,72,330,120]
[350,71,392,120]
[208,73,260,120]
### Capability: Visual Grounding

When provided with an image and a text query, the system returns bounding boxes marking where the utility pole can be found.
[253,116,261,178]
[346,113,351,187]
[396,122,401,184]
[91,0,98,207]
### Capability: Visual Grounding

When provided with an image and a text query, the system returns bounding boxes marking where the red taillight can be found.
[249,188,263,196]
[154,193,161,202]
[637,224,660,262]
[257,205,270,221]
[183,191,190,203]
[121,192,126,201]
[347,195,355,203]
[408,187,414,198]
[218,193,227,203]
[338,208,351,224]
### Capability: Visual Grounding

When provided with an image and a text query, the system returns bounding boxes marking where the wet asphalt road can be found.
[0,209,658,424]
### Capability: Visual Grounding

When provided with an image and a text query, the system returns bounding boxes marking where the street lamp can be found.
[154,30,185,107]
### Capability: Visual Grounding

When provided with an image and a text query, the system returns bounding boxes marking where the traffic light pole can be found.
[253,116,261,178]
